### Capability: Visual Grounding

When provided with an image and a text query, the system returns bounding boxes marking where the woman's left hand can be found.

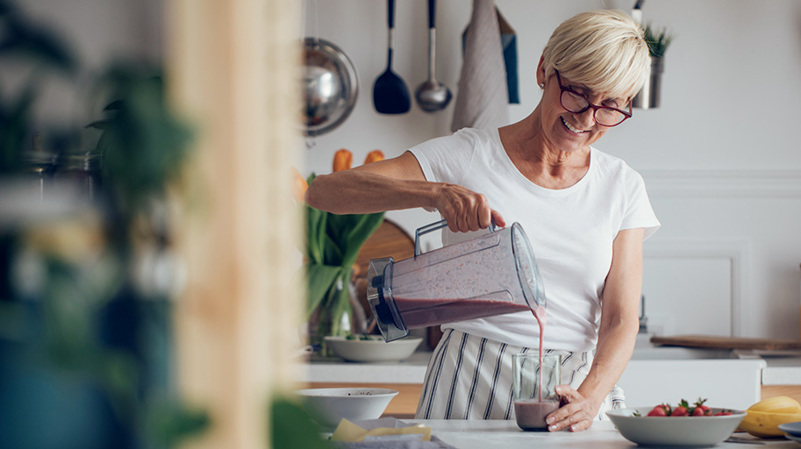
[545,385,600,432]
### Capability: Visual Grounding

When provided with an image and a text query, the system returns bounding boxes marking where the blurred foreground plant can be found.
[0,1,207,448]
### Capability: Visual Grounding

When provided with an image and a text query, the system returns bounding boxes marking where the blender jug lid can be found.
[511,223,546,309]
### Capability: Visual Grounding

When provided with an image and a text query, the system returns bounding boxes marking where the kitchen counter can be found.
[301,342,801,416]
[403,419,799,448]
[759,351,801,385]
[302,351,430,384]
[301,345,801,388]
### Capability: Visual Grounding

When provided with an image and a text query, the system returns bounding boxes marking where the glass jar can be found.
[21,150,57,201]
[54,152,103,200]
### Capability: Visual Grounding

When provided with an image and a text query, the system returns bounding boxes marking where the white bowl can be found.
[295,387,398,428]
[324,336,422,362]
[606,407,746,447]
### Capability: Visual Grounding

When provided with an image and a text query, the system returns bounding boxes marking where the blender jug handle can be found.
[414,219,497,258]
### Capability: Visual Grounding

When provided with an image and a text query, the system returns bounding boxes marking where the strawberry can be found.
[647,404,670,417]
[672,406,689,416]
[692,407,706,416]
[671,399,690,417]
[694,398,710,413]
[714,411,732,416]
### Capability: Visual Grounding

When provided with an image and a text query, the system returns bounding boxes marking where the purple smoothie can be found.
[394,297,531,328]
[514,399,559,431]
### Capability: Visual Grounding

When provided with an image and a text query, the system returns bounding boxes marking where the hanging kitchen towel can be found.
[450,0,509,132]
[497,8,519,104]
[459,7,519,105]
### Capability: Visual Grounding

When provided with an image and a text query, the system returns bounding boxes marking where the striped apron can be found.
[415,329,626,420]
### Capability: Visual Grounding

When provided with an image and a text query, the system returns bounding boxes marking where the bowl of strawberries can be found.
[606,398,746,447]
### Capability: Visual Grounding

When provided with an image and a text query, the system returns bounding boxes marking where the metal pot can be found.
[302,38,359,137]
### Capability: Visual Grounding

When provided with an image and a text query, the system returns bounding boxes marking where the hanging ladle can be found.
[415,0,451,112]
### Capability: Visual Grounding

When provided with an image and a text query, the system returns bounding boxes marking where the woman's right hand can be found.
[434,183,506,233]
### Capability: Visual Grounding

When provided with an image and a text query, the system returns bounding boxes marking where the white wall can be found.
[301,0,801,339]
[14,0,801,340]
[12,0,163,131]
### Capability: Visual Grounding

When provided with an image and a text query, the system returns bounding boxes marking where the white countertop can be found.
[301,348,801,387]
[404,420,799,448]
[302,351,430,384]
[759,351,801,385]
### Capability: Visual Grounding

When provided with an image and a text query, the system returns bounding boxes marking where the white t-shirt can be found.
[409,127,660,352]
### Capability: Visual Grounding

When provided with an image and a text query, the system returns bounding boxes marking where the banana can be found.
[747,396,801,414]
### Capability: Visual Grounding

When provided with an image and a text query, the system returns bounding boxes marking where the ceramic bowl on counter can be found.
[779,421,801,444]
[324,335,422,362]
[606,407,746,447]
[295,387,398,428]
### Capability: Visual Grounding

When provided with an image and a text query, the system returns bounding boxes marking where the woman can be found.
[305,9,659,432]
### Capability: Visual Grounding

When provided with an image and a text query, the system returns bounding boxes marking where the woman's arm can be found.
[305,151,505,232]
[546,227,644,432]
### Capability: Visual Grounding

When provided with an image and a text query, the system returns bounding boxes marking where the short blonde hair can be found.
[542,9,650,101]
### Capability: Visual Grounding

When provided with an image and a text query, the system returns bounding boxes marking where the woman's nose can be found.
[575,108,596,128]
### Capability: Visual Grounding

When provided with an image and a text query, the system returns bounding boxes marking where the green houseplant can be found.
[299,150,385,349]
[643,23,673,58]
[634,22,674,109]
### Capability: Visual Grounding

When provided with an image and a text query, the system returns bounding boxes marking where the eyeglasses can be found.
[553,70,632,127]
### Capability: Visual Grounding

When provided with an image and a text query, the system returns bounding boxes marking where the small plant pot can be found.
[633,56,664,109]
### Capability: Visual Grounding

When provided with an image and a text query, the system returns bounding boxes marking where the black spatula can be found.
[373,0,411,114]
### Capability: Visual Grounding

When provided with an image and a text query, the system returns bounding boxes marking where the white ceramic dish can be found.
[295,387,398,428]
[606,407,745,447]
[780,421,801,437]
[324,336,422,362]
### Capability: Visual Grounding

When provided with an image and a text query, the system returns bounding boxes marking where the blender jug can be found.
[367,220,545,342]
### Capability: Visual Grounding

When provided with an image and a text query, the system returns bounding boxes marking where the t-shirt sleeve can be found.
[621,170,660,240]
[407,129,478,185]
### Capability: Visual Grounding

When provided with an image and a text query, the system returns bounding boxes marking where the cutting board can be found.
[650,335,801,351]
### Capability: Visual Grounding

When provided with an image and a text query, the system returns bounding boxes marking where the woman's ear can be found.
[536,55,546,86]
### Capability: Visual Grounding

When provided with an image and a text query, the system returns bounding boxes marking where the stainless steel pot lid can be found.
[302,37,359,137]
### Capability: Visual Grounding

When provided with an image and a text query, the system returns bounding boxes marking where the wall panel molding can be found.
[640,169,801,197]
[644,240,750,337]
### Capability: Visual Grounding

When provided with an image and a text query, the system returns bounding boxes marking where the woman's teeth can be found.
[562,117,586,134]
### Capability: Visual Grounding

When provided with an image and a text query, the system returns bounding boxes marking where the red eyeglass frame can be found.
[553,70,632,127]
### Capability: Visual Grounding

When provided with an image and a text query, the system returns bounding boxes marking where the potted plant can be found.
[296,149,386,353]
[634,23,674,109]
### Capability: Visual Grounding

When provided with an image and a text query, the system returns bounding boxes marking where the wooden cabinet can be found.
[762,385,801,403]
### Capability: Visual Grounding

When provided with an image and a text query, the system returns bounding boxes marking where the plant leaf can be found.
[324,212,384,268]
[341,212,384,267]
[92,66,194,212]
[321,231,345,266]
[305,204,327,265]
[270,396,332,449]
[305,264,343,320]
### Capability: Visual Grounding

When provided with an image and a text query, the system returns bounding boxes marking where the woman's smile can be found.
[561,116,590,134]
